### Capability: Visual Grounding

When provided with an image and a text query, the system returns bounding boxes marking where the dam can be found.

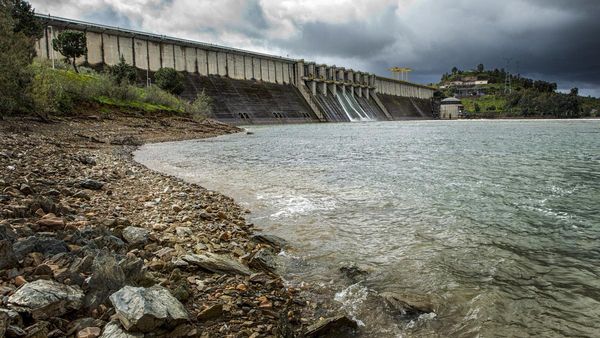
[35,14,437,124]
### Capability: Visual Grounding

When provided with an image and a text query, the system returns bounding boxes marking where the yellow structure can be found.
[389,67,412,81]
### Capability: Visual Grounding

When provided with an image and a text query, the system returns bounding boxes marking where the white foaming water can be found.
[135,120,600,337]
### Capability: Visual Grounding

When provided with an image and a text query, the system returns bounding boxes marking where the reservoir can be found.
[135,120,600,337]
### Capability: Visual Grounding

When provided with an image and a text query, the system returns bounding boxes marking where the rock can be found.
[100,321,143,338]
[85,255,125,309]
[251,233,287,249]
[77,326,102,338]
[8,280,84,320]
[305,315,358,337]
[0,240,17,269]
[0,223,16,241]
[80,179,104,190]
[249,248,277,273]
[171,205,182,213]
[197,304,223,321]
[36,213,65,229]
[380,292,435,317]
[109,285,189,332]
[122,226,150,246]
[13,236,69,260]
[19,184,34,195]
[119,256,145,284]
[74,190,91,200]
[24,321,49,338]
[14,276,27,287]
[182,252,251,276]
[339,263,370,281]
[0,311,7,338]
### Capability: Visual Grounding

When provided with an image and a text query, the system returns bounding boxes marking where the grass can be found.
[30,60,210,117]
[460,95,507,113]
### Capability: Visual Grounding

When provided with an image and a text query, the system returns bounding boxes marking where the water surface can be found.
[135,120,600,337]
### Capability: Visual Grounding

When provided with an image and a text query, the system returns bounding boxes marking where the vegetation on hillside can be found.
[438,64,600,118]
[0,0,211,121]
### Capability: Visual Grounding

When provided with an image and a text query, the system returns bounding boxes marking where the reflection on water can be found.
[135,120,600,337]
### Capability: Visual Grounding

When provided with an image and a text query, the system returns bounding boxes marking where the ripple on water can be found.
[135,120,600,337]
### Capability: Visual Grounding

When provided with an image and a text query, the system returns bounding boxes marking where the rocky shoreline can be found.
[0,113,360,338]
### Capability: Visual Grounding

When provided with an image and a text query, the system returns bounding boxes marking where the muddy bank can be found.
[0,113,351,337]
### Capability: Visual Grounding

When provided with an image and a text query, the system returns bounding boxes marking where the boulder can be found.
[121,227,150,246]
[251,233,287,249]
[109,285,189,332]
[249,248,277,273]
[380,292,435,318]
[182,252,251,276]
[85,255,125,309]
[13,236,69,260]
[305,315,358,337]
[0,240,17,269]
[8,280,84,320]
[100,321,143,338]
[80,179,105,190]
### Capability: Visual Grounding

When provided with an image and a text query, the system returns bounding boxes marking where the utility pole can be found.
[503,58,512,94]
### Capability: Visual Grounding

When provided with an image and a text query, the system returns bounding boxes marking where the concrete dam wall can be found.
[35,14,436,124]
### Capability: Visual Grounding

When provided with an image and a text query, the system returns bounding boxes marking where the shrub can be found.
[487,105,496,111]
[185,90,213,121]
[109,55,137,85]
[0,2,35,116]
[154,67,184,95]
[52,30,87,73]
[142,85,183,110]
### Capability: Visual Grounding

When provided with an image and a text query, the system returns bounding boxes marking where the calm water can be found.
[135,120,600,337]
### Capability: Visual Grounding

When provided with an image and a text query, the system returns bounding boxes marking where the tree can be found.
[109,55,137,85]
[3,0,42,39]
[477,63,484,73]
[0,2,34,116]
[52,30,87,73]
[570,87,579,96]
[155,67,184,95]
[474,102,481,112]
[451,66,458,74]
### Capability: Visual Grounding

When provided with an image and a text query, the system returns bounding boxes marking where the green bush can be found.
[154,68,185,95]
[109,55,137,85]
[185,90,213,121]
[0,2,35,116]
[142,85,183,110]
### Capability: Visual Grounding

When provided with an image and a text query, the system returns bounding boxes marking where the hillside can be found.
[437,66,600,118]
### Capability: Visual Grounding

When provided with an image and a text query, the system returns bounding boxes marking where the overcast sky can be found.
[31,0,600,96]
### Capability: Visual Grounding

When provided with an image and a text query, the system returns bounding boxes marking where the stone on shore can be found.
[305,315,358,337]
[380,292,435,317]
[121,226,150,246]
[109,285,189,332]
[13,236,69,260]
[100,321,143,338]
[36,213,65,229]
[251,233,287,249]
[77,326,102,338]
[182,252,251,275]
[8,280,84,320]
[0,239,17,269]
[80,179,104,190]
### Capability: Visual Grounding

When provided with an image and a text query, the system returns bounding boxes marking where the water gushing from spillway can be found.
[336,90,377,122]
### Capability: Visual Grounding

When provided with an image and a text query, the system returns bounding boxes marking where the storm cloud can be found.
[30,0,600,96]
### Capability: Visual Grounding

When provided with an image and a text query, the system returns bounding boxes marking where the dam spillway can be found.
[34,14,436,124]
